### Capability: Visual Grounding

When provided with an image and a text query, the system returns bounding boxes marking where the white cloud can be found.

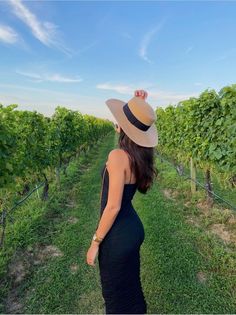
[139,21,165,63]
[8,0,72,55]
[96,83,134,95]
[148,90,198,103]
[96,82,198,107]
[0,24,19,44]
[0,83,108,119]
[16,70,83,83]
[194,82,203,86]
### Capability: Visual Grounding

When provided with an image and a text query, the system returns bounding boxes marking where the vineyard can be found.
[155,83,236,203]
[0,85,236,313]
[0,104,113,202]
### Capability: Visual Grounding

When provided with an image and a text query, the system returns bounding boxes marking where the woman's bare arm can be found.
[91,149,126,246]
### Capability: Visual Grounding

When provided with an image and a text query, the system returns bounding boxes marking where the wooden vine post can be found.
[190,157,197,194]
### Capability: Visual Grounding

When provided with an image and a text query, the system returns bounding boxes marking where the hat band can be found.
[123,103,150,131]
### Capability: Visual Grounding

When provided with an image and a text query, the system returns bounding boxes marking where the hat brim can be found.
[105,98,158,148]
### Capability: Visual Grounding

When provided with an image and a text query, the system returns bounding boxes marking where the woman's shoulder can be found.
[106,149,129,167]
[108,148,128,159]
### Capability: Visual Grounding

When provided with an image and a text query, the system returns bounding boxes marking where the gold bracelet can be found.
[92,232,103,243]
[96,231,104,240]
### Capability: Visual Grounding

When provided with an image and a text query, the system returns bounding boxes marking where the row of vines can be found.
[0,104,113,208]
[155,84,236,201]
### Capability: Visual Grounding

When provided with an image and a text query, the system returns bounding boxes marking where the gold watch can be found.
[92,233,103,243]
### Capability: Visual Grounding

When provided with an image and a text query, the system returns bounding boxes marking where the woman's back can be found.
[98,154,147,314]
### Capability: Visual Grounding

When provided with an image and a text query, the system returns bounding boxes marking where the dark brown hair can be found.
[118,127,158,194]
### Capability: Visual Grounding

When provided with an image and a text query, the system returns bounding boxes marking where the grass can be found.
[137,157,236,313]
[157,152,236,210]
[1,133,236,313]
[0,132,114,314]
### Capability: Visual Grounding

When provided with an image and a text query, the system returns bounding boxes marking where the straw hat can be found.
[105,96,158,147]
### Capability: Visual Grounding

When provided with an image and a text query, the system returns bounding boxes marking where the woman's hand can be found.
[86,241,99,267]
[134,89,148,100]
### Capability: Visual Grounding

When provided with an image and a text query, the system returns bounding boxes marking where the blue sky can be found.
[0,0,236,121]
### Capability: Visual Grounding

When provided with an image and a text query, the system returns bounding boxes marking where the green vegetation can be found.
[0,132,114,314]
[155,84,236,198]
[1,83,236,313]
[1,132,236,313]
[0,104,113,207]
[139,157,236,313]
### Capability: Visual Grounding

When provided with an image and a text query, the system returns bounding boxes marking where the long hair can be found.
[118,127,158,194]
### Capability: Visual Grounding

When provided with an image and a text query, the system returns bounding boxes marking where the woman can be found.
[86,89,158,314]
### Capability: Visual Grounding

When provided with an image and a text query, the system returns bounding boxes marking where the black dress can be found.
[97,163,147,314]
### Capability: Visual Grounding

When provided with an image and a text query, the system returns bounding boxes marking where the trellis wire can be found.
[155,152,236,212]
[0,182,46,248]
